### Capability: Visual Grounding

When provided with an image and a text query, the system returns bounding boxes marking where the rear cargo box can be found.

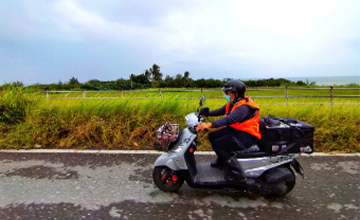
[260,116,314,154]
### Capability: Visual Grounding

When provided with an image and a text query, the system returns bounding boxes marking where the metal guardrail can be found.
[44,87,360,107]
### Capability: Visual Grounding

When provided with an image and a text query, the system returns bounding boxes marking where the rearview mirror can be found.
[199,107,209,116]
[197,96,206,112]
[199,95,206,107]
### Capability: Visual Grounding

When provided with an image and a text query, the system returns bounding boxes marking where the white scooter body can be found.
[153,105,304,196]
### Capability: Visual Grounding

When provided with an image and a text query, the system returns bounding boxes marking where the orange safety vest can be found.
[225,96,262,140]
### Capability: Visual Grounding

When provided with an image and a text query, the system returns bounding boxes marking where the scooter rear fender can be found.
[264,166,295,182]
[290,158,304,178]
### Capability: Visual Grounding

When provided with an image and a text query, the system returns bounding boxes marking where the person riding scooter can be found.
[196,80,262,183]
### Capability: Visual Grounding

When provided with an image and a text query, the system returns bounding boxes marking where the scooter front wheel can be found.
[153,166,184,192]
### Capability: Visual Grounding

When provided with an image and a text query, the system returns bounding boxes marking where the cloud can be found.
[233,0,338,36]
[0,0,359,84]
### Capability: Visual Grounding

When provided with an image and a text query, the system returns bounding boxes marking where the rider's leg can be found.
[210,128,243,160]
[209,128,230,167]
[210,132,247,182]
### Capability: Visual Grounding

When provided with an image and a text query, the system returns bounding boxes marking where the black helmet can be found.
[221,80,246,98]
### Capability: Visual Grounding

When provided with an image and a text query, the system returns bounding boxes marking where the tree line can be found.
[1,64,317,91]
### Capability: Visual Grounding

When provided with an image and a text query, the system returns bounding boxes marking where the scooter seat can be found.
[232,145,270,158]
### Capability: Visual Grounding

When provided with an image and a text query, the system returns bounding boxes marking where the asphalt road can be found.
[0,151,359,220]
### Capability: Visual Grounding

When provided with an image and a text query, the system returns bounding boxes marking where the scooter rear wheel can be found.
[153,166,184,192]
[262,166,296,196]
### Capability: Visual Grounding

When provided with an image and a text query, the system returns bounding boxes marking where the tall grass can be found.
[0,86,42,125]
[0,90,359,152]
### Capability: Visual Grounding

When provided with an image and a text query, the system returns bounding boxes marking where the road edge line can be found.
[0,149,359,156]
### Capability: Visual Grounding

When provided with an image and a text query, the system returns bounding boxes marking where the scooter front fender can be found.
[154,153,181,171]
[153,128,197,171]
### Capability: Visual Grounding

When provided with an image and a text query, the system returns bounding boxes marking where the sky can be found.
[0,0,359,85]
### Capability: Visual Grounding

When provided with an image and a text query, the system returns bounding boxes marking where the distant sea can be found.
[243,75,360,86]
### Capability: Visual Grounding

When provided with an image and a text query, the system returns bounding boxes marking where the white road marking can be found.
[0,149,359,156]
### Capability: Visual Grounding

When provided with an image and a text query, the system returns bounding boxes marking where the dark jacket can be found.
[208,100,258,148]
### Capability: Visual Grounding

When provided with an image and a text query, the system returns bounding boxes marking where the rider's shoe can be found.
[224,157,247,183]
[210,157,222,167]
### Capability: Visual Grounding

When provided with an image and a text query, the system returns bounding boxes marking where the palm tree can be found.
[150,64,163,81]
[183,71,190,80]
[183,71,191,87]
[144,70,151,80]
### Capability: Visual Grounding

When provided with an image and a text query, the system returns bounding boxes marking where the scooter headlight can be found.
[173,147,183,153]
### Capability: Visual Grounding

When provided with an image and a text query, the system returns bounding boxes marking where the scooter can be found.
[152,97,306,196]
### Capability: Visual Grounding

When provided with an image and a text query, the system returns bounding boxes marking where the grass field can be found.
[0,87,359,152]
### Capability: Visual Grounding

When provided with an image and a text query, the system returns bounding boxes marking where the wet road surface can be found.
[0,151,359,220]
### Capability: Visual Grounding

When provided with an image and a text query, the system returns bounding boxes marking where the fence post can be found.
[159,89,162,97]
[46,90,49,100]
[83,90,85,99]
[286,87,288,106]
[330,86,334,108]
[201,88,203,97]
[121,90,123,98]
